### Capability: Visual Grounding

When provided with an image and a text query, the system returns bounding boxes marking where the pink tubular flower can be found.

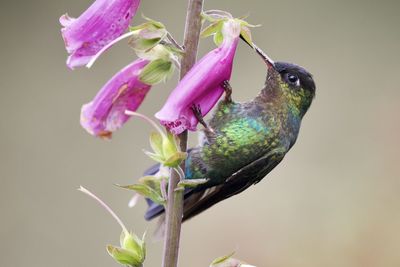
[155,20,241,134]
[80,59,151,138]
[60,0,140,69]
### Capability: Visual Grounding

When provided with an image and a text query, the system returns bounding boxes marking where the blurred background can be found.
[1,0,399,266]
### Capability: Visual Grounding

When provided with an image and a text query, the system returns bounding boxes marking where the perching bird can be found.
[144,43,316,222]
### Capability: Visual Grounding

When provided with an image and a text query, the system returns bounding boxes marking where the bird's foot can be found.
[191,104,214,133]
[222,80,233,103]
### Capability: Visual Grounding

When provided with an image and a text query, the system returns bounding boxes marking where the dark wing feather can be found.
[182,148,286,221]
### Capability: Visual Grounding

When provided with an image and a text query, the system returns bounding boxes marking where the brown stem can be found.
[161,1,204,267]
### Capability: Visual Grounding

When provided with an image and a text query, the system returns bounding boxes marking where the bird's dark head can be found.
[249,43,316,116]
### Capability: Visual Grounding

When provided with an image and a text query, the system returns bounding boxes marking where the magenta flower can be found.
[155,20,241,134]
[80,59,151,138]
[60,0,140,69]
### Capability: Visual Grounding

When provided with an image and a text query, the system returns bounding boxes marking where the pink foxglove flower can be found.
[60,0,140,69]
[80,59,151,138]
[155,20,241,134]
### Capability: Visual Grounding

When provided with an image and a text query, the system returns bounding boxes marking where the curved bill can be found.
[239,34,275,68]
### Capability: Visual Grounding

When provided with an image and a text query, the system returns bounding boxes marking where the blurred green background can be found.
[1,0,399,266]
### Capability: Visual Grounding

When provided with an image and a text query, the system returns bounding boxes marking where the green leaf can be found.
[141,14,165,29]
[178,178,209,188]
[201,12,218,23]
[139,59,173,85]
[237,18,261,28]
[139,176,165,195]
[129,22,153,32]
[201,20,223,38]
[118,183,165,205]
[107,245,143,267]
[149,132,164,157]
[121,231,145,262]
[143,151,165,163]
[129,29,166,52]
[162,132,178,159]
[164,152,187,168]
[162,42,185,56]
[213,30,224,46]
[210,252,236,266]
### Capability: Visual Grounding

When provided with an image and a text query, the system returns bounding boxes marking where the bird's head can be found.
[249,42,316,117]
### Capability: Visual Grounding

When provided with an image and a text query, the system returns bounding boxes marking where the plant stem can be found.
[161,1,204,267]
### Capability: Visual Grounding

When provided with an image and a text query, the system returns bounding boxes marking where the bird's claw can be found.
[222,80,232,103]
[191,104,214,133]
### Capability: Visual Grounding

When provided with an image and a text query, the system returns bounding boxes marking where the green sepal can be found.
[120,231,146,263]
[107,245,143,267]
[162,132,178,159]
[143,151,165,164]
[129,16,165,32]
[162,42,185,56]
[139,59,174,85]
[141,14,165,29]
[177,178,209,189]
[202,10,232,22]
[128,28,167,52]
[139,176,165,197]
[164,152,187,168]
[210,252,236,267]
[201,20,224,38]
[237,18,261,28]
[240,26,253,48]
[213,30,224,46]
[118,183,165,205]
[149,132,164,157]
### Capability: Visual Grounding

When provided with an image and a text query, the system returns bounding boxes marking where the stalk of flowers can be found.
[60,0,141,69]
[155,18,249,134]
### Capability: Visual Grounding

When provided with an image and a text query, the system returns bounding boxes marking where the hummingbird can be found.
[144,42,316,222]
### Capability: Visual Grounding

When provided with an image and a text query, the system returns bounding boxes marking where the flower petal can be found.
[80,59,151,138]
[60,0,140,69]
[155,20,241,134]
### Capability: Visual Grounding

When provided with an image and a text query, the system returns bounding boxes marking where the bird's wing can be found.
[182,148,286,221]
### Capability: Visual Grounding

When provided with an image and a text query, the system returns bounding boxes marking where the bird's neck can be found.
[256,81,312,119]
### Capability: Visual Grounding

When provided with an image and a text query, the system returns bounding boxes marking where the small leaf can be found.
[141,14,165,29]
[162,42,185,56]
[178,178,209,188]
[162,132,178,159]
[143,150,165,163]
[164,152,187,168]
[139,59,173,85]
[149,132,164,157]
[129,22,153,32]
[210,252,236,266]
[213,30,224,46]
[201,20,223,38]
[237,18,261,28]
[129,35,164,52]
[107,245,142,267]
[121,231,145,262]
[139,176,165,194]
[118,184,165,205]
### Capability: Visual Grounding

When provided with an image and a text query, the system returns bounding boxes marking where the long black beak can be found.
[240,35,275,69]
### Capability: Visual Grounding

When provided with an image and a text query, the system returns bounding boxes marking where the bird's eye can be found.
[286,73,300,86]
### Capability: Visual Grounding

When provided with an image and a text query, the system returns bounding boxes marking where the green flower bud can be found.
[107,245,143,267]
